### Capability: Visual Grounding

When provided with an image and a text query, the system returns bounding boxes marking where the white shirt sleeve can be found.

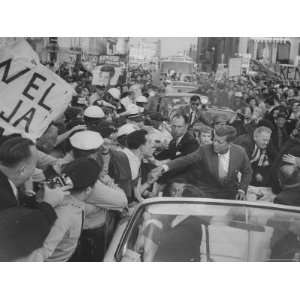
[25,207,74,261]
[86,180,128,209]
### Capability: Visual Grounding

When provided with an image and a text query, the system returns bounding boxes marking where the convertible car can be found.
[104,198,300,262]
[158,92,235,123]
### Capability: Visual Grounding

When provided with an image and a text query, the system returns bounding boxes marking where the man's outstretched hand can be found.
[149,166,165,182]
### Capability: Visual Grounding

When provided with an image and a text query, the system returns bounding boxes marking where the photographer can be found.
[0,136,68,261]
[21,158,101,262]
[40,130,128,261]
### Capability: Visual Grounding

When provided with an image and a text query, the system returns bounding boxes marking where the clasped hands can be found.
[148,166,165,183]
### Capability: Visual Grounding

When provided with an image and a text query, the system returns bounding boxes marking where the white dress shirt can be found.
[175,135,184,147]
[190,110,197,124]
[218,149,230,179]
[122,148,141,180]
[8,179,18,199]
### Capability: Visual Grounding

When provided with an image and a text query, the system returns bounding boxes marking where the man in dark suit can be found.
[151,125,252,200]
[270,112,290,152]
[0,136,66,261]
[178,95,212,127]
[154,113,199,184]
[234,126,277,187]
[155,113,199,161]
[270,127,300,193]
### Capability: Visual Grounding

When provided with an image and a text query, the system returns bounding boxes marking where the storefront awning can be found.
[250,37,290,44]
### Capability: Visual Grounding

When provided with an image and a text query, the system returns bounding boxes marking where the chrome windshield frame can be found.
[114,198,300,262]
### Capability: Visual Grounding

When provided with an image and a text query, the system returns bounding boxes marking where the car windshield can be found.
[159,96,191,118]
[160,61,194,74]
[116,201,300,262]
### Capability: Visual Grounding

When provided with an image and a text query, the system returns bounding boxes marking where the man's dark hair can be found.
[84,116,103,127]
[117,135,128,148]
[190,95,201,103]
[214,125,237,143]
[72,146,96,158]
[64,106,83,121]
[71,147,103,172]
[240,105,254,116]
[278,164,300,187]
[62,158,101,193]
[171,112,189,124]
[246,97,257,105]
[121,91,130,98]
[162,177,188,197]
[0,137,35,168]
[93,123,116,138]
[126,129,148,150]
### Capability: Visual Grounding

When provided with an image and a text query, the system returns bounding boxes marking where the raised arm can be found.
[166,147,202,172]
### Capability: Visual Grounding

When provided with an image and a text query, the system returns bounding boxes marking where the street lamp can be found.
[270,37,274,65]
[211,46,215,72]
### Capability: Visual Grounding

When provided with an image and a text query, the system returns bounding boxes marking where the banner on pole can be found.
[215,64,227,81]
[274,64,300,82]
[0,39,73,140]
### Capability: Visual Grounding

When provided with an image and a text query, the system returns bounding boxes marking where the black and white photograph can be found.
[1,1,300,299]
[1,36,300,262]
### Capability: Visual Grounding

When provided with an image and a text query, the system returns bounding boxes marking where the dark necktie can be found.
[190,111,195,124]
[278,128,283,149]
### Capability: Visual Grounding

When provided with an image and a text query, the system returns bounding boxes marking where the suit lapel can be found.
[209,146,219,179]
[227,146,235,177]
[169,139,177,150]
[176,132,188,149]
[0,170,18,205]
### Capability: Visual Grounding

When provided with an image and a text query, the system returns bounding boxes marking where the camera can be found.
[45,174,73,189]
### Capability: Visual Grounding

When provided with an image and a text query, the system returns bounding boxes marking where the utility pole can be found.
[270,37,274,65]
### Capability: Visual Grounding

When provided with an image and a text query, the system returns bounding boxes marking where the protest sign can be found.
[228,57,242,77]
[241,54,251,72]
[110,67,122,86]
[0,39,73,140]
[92,65,122,86]
[250,59,280,80]
[92,65,111,86]
[275,64,300,82]
[152,70,160,86]
[215,64,227,81]
[58,50,78,66]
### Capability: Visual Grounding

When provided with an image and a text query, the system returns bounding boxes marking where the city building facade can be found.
[240,37,300,66]
[197,37,240,72]
[197,37,300,72]
[129,38,161,69]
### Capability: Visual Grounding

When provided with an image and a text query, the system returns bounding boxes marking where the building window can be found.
[256,42,264,60]
[277,42,290,64]
[247,40,254,56]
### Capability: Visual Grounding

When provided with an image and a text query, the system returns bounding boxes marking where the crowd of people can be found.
[1,61,300,262]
